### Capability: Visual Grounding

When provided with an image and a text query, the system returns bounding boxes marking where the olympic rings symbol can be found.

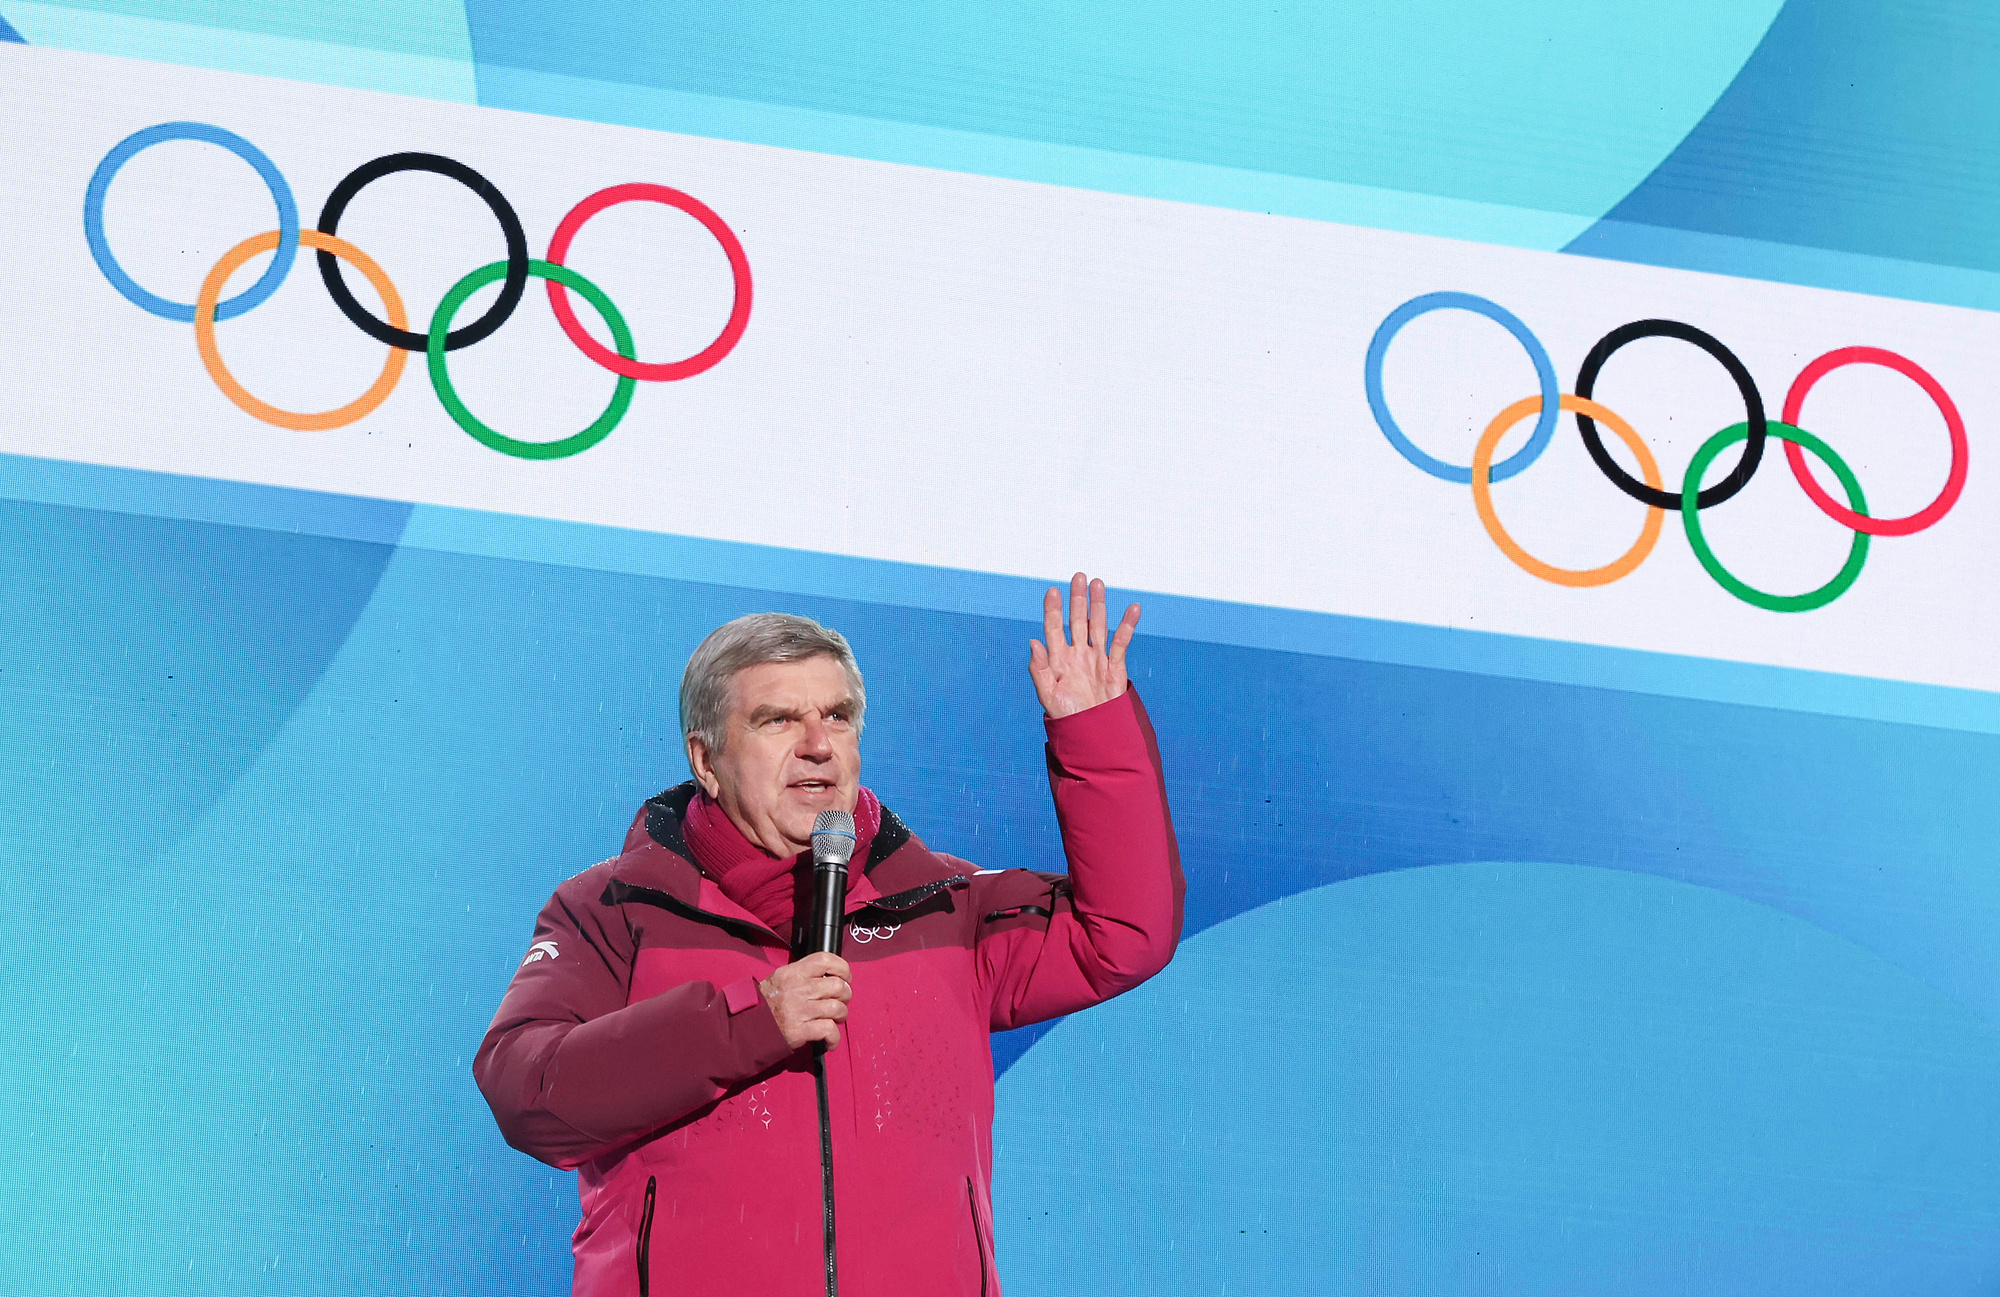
[84,122,752,459]
[1365,292,1969,612]
[847,924,901,945]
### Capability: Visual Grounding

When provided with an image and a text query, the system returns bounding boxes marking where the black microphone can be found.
[804,809,855,1297]
[806,809,856,957]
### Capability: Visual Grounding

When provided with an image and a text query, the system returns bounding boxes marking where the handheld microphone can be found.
[806,810,856,957]
[804,808,855,1297]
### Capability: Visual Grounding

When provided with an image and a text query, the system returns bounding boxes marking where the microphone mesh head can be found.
[811,810,857,865]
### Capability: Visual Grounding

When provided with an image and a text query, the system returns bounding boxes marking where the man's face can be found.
[688,655,862,858]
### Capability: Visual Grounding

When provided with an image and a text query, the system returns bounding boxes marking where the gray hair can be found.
[679,612,866,758]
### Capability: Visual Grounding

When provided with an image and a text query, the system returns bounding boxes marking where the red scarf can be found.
[682,787,881,936]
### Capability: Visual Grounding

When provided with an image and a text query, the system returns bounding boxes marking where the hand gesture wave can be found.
[1029,572,1141,720]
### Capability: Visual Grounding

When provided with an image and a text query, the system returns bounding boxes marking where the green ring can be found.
[1682,421,1870,613]
[427,258,637,460]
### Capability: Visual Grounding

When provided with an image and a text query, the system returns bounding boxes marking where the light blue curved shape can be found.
[468,67,1602,250]
[466,0,1785,249]
[995,863,2000,1294]
[4,0,478,101]
[0,493,409,888]
[4,0,1783,248]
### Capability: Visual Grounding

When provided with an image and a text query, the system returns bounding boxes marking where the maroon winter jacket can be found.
[474,689,1184,1296]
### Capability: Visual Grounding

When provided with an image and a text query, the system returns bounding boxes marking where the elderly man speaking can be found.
[475,573,1183,1297]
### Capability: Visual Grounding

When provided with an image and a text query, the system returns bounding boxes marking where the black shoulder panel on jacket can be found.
[866,805,913,873]
[859,875,968,915]
[599,875,767,942]
[643,782,700,858]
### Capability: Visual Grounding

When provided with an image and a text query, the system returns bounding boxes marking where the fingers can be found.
[795,995,848,1023]
[1037,574,1132,684]
[1028,639,1059,715]
[786,984,849,1018]
[794,952,850,980]
[763,954,855,1052]
[1108,602,1140,671]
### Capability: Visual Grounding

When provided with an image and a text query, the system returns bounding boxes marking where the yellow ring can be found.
[193,228,408,432]
[1471,394,1666,588]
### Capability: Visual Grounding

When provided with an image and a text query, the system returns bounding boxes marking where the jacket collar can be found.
[608,783,936,945]
[634,782,914,874]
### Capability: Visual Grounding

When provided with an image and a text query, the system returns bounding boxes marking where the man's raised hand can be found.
[1029,572,1140,720]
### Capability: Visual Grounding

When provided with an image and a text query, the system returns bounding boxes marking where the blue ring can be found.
[1364,291,1560,484]
[83,122,298,323]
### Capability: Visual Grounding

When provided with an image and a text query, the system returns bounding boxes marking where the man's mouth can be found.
[790,779,836,794]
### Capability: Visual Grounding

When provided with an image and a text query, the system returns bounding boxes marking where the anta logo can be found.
[522,941,560,964]
[848,924,901,945]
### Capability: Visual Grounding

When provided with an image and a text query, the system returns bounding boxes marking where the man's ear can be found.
[686,734,722,799]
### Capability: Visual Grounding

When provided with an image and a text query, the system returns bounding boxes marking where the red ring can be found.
[544,183,752,381]
[1781,346,1966,537]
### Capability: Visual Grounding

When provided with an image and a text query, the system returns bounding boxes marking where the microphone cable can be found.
[806,810,856,1297]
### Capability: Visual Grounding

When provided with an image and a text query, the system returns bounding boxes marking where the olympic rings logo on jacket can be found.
[84,122,752,460]
[1365,292,1969,612]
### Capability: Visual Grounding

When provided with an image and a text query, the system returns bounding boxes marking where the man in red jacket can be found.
[475,573,1184,1297]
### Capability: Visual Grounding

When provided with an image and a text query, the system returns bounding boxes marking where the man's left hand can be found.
[1030,572,1140,720]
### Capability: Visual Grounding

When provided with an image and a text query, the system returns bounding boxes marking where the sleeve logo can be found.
[523,941,561,964]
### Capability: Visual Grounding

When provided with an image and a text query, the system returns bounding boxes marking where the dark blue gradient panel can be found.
[1572,0,2000,276]
[4,503,1999,1292]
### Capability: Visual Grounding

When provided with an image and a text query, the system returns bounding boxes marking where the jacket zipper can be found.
[966,1178,990,1297]
[636,1175,657,1297]
[815,1047,838,1296]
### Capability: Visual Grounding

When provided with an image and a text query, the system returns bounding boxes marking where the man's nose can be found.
[796,715,834,757]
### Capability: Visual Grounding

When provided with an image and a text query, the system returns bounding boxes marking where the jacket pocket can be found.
[636,1175,657,1297]
[966,1177,991,1297]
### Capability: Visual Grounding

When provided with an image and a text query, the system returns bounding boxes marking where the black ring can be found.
[315,153,529,353]
[1573,319,1766,511]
